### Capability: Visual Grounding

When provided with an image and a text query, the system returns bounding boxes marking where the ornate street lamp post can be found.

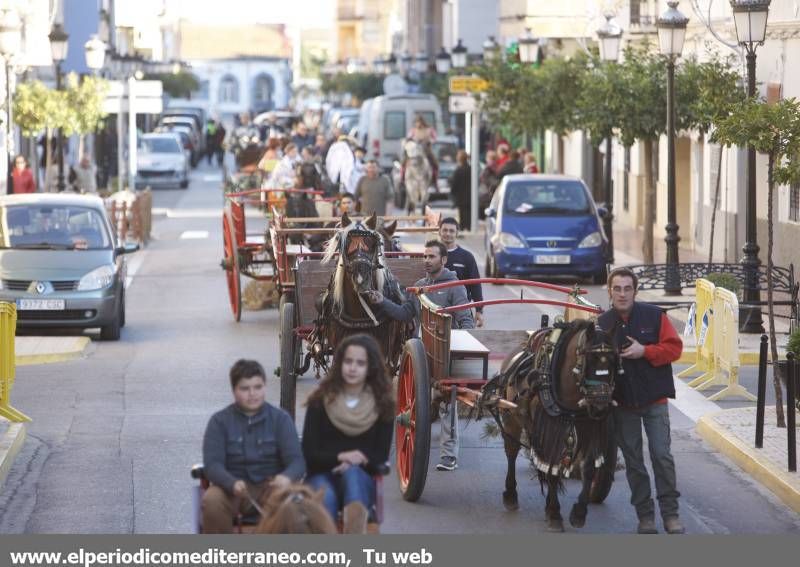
[657,1,689,295]
[49,23,69,192]
[0,8,22,195]
[731,0,771,331]
[482,36,501,63]
[435,47,451,74]
[451,39,467,69]
[517,28,540,65]
[413,52,428,74]
[596,14,622,262]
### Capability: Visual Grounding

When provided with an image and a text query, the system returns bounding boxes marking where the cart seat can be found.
[245,233,266,245]
[449,330,490,381]
[285,243,308,256]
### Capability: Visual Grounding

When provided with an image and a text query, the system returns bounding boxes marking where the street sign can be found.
[448,94,477,113]
[449,76,489,94]
[103,80,163,114]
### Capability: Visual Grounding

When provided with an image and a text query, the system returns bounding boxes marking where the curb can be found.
[15,336,93,366]
[696,412,800,515]
[0,420,26,491]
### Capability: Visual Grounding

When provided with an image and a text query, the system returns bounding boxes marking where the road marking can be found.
[179,230,210,239]
[125,248,147,289]
[202,174,222,182]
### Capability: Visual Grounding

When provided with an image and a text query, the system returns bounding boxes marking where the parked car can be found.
[391,135,460,207]
[154,126,197,167]
[484,174,609,284]
[136,133,189,189]
[358,94,444,172]
[0,193,138,340]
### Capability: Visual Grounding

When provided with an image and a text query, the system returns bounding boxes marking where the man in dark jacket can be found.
[438,217,484,327]
[366,241,473,472]
[497,150,523,180]
[597,267,684,535]
[201,359,305,533]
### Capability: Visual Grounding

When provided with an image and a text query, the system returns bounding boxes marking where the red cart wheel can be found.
[395,338,431,502]
[222,210,242,322]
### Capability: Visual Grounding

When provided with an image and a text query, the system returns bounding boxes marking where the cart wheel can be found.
[223,210,242,322]
[279,301,297,419]
[589,432,618,503]
[396,338,431,502]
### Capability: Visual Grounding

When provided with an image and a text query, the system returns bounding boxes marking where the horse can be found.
[485,319,619,532]
[402,139,433,215]
[313,212,412,373]
[255,484,337,534]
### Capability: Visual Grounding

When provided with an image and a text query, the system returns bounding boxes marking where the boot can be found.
[637,516,658,534]
[342,501,368,534]
[663,515,685,534]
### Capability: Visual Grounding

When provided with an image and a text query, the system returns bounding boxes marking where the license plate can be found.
[16,299,66,310]
[535,255,570,265]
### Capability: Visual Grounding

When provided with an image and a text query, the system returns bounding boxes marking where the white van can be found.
[358,94,444,171]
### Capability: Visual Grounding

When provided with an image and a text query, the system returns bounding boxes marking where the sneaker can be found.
[436,456,458,471]
[637,517,658,534]
[663,516,685,534]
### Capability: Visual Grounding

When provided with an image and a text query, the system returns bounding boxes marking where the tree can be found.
[320,72,384,103]
[64,73,109,155]
[712,97,800,427]
[144,71,199,99]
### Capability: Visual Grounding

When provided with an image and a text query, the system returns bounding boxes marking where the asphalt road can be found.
[1,161,798,534]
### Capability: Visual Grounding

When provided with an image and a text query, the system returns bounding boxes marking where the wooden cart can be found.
[395,278,602,502]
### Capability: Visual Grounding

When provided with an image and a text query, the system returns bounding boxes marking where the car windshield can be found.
[0,204,112,250]
[140,137,181,153]
[434,142,457,163]
[503,181,591,215]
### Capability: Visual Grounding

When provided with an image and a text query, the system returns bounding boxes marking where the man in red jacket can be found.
[597,267,684,535]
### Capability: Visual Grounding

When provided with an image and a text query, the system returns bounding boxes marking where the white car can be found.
[136,133,189,189]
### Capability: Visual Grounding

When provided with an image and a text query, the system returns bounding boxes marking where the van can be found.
[484,174,609,284]
[358,94,444,171]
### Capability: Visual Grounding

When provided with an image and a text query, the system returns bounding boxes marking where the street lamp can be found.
[49,22,69,193]
[482,35,501,63]
[518,28,540,65]
[0,8,22,196]
[84,35,106,72]
[399,52,412,75]
[435,47,451,74]
[657,1,689,295]
[597,14,623,262]
[451,39,468,69]
[372,55,385,74]
[731,0,771,331]
[385,53,397,74]
[413,52,428,74]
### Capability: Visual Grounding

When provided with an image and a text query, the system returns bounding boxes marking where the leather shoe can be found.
[663,516,685,534]
[637,517,658,534]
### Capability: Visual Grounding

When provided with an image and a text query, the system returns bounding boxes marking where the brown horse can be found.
[488,319,618,532]
[255,484,337,534]
[313,212,412,372]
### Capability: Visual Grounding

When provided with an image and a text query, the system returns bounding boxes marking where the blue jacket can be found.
[202,402,306,493]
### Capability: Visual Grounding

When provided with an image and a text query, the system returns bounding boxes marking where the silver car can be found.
[136,133,189,189]
[0,193,138,340]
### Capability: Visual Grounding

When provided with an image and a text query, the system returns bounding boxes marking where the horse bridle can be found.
[573,328,617,418]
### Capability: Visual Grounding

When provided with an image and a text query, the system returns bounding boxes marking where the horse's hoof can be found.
[502,491,519,511]
[569,504,587,528]
[546,517,565,532]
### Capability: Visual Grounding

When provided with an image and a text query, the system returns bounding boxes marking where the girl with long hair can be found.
[302,334,394,533]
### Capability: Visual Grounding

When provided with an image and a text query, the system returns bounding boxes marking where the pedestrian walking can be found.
[69,152,97,194]
[597,267,685,535]
[438,217,484,327]
[11,155,36,194]
[302,334,394,533]
[448,151,471,231]
[355,160,392,216]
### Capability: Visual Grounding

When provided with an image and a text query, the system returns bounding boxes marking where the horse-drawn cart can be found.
[273,209,442,418]
[395,278,610,506]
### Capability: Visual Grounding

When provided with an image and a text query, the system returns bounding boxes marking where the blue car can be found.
[484,174,609,284]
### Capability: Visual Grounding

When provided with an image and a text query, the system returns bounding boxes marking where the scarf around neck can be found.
[324,387,379,436]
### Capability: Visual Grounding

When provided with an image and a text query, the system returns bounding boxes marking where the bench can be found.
[449,330,490,381]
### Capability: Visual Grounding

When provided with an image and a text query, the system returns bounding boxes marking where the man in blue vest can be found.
[597,267,684,535]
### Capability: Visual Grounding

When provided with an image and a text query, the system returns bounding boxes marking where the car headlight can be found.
[499,232,526,249]
[78,265,117,291]
[578,231,603,248]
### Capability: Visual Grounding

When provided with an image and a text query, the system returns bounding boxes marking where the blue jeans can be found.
[306,466,375,520]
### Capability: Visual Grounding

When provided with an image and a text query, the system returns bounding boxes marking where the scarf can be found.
[324,388,379,437]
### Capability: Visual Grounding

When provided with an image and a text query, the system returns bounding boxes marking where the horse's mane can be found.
[321,221,387,309]
[255,484,337,534]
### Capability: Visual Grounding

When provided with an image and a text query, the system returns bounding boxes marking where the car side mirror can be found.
[597,206,609,219]
[485,207,496,218]
[116,242,140,255]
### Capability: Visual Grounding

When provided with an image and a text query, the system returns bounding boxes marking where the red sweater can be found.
[12,168,35,194]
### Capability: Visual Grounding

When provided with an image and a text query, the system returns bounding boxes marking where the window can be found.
[252,74,274,107]
[139,137,181,154]
[790,183,800,222]
[384,111,406,140]
[0,205,111,250]
[219,75,239,103]
[503,181,590,215]
[623,146,630,211]
[195,80,209,100]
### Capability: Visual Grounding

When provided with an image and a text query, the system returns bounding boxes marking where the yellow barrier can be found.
[698,287,756,401]
[0,302,30,422]
[564,289,599,322]
[677,278,716,386]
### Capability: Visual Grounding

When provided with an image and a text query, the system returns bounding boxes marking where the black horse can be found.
[487,319,619,532]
